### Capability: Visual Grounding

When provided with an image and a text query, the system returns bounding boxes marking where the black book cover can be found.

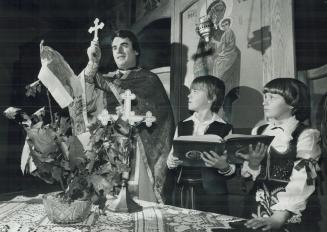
[173,134,274,167]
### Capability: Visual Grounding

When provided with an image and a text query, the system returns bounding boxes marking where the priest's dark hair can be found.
[263,78,310,122]
[190,75,226,113]
[111,30,141,58]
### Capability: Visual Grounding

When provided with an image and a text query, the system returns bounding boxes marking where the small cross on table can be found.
[88,18,104,42]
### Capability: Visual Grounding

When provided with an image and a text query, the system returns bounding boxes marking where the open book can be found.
[173,134,274,167]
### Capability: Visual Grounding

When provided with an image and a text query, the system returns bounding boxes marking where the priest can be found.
[79,29,175,204]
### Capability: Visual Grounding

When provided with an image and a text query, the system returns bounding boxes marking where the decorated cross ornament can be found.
[88,18,104,42]
[120,89,156,127]
[97,89,156,127]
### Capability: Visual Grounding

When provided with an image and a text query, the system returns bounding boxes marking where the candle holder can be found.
[108,172,142,213]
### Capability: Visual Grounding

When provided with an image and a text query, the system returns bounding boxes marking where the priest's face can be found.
[112,37,138,70]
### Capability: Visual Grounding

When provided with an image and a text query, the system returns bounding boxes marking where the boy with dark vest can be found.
[167,75,235,214]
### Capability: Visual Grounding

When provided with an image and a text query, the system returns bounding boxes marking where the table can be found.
[0,193,242,232]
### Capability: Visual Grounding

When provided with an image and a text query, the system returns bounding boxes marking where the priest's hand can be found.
[167,153,182,169]
[87,41,101,64]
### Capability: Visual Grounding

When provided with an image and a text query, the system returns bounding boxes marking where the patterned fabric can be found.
[254,182,301,224]
[0,194,241,232]
[257,123,308,183]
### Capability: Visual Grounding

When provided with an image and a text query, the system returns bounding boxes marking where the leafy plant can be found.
[3,82,138,208]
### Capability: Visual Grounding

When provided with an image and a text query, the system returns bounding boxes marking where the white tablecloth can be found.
[0,193,242,232]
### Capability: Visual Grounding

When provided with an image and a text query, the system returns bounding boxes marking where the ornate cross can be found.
[97,89,156,127]
[121,90,135,119]
[120,89,156,127]
[88,18,104,42]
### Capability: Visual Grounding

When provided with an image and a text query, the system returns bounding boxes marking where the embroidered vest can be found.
[177,120,233,194]
[257,123,308,183]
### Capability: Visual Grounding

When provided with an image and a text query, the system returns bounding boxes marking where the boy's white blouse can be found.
[241,116,321,216]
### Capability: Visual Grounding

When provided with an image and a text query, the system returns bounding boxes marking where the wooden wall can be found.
[171,0,295,130]
[262,0,295,85]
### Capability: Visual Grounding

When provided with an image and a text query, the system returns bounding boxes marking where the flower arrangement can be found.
[3,81,141,210]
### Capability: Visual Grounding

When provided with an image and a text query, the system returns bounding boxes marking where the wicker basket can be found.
[42,192,92,224]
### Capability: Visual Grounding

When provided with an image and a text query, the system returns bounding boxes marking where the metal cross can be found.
[121,89,135,119]
[120,89,156,127]
[98,89,156,127]
[88,18,104,42]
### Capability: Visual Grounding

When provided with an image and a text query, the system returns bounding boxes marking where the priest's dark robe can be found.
[79,68,175,203]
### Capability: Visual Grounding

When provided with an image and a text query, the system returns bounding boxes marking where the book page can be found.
[174,134,224,143]
[224,133,272,140]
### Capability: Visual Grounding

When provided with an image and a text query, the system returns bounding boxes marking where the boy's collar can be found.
[184,112,226,124]
[118,66,139,72]
[269,116,298,132]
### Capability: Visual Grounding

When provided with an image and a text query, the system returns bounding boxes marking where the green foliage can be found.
[4,106,137,207]
[4,82,140,206]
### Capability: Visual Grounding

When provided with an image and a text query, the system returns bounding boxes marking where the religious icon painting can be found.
[171,0,295,127]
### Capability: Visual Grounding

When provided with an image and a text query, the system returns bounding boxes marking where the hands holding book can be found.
[201,151,230,172]
[235,143,268,170]
[167,154,183,169]
[167,150,232,174]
